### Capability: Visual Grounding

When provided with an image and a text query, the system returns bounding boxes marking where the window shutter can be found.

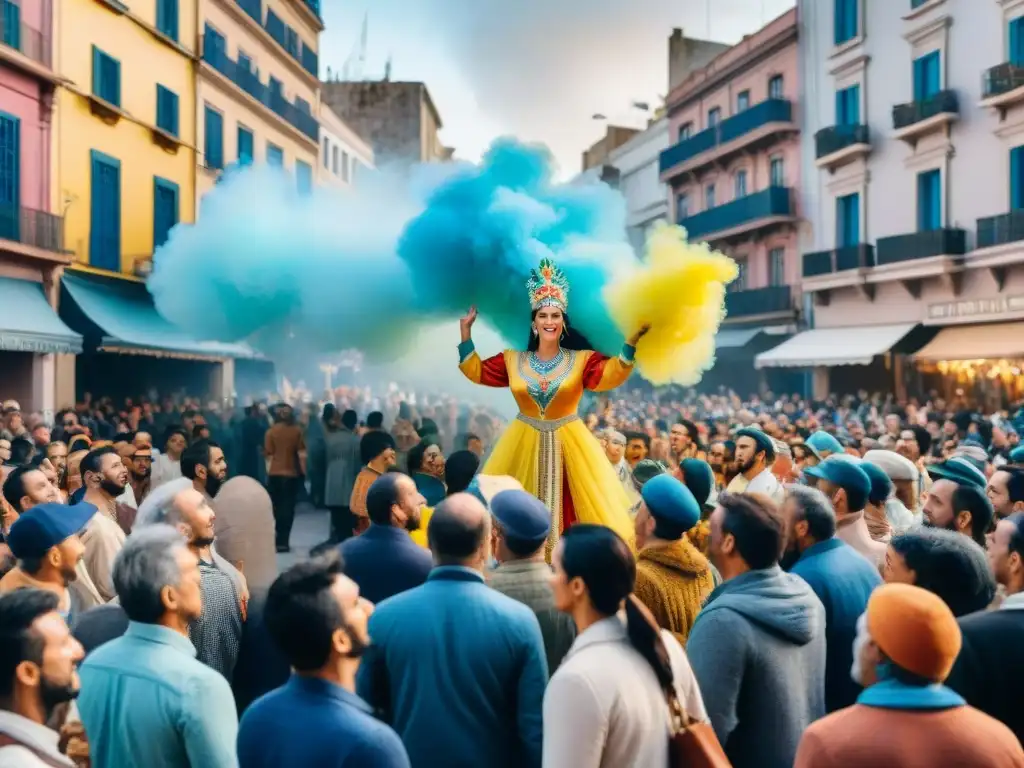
[89,152,121,271]
[1012,147,1023,210]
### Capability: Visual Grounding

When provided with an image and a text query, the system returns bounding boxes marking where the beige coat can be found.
[543,615,708,768]
[80,512,126,603]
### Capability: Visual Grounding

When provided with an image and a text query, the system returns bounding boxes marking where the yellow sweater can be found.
[634,538,714,647]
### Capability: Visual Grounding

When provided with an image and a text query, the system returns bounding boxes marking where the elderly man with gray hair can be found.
[134,478,247,681]
[603,430,638,504]
[781,484,882,713]
[76,525,239,767]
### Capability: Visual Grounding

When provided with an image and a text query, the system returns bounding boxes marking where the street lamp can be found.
[319,363,339,392]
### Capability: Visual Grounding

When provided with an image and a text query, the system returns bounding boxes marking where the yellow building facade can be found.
[53,0,197,276]
[196,0,321,213]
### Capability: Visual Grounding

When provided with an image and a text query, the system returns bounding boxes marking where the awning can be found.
[755,323,918,368]
[914,322,1024,361]
[0,277,82,354]
[716,328,764,349]
[62,273,258,360]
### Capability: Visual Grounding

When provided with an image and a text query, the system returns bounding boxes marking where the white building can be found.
[761,0,1024,403]
[318,103,374,186]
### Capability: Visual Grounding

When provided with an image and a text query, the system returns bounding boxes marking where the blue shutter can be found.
[2,0,20,50]
[836,87,860,125]
[296,161,312,195]
[156,0,178,41]
[156,85,179,136]
[204,106,223,169]
[89,150,121,272]
[267,143,283,166]
[1012,147,1024,210]
[237,126,254,165]
[1011,18,1024,67]
[914,51,940,100]
[0,112,20,242]
[153,177,179,249]
[917,170,941,231]
[846,0,858,41]
[836,194,860,247]
[834,0,857,45]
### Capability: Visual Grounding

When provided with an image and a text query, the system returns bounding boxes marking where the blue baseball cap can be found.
[7,501,97,559]
[927,457,987,490]
[641,473,701,532]
[1010,445,1024,464]
[807,431,844,457]
[804,456,872,500]
[490,489,550,546]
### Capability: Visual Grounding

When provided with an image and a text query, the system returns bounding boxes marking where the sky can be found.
[318,0,796,177]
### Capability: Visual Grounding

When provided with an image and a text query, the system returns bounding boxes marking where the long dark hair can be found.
[525,308,594,352]
[560,525,675,693]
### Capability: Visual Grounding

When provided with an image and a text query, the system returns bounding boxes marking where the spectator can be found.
[987,467,1024,520]
[406,440,446,507]
[806,431,843,460]
[632,474,713,645]
[885,527,995,617]
[858,461,893,542]
[151,426,187,489]
[237,553,409,768]
[444,450,480,495]
[77,525,238,767]
[726,428,783,504]
[794,584,1024,768]
[805,456,886,569]
[0,589,85,768]
[264,404,307,554]
[945,512,1024,741]
[687,492,825,768]
[357,493,547,768]
[349,431,397,535]
[487,489,576,673]
[544,524,708,768]
[339,474,431,606]
[624,431,650,468]
[862,449,920,532]
[180,440,228,501]
[781,485,881,712]
[321,408,361,549]
[923,478,994,547]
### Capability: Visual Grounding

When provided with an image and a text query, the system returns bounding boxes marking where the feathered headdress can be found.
[526,258,570,311]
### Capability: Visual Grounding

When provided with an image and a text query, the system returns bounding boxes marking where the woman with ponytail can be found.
[544,524,707,767]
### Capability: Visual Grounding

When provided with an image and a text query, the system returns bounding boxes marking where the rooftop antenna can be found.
[384,53,392,81]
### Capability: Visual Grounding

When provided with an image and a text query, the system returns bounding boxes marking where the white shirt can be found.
[150,453,182,489]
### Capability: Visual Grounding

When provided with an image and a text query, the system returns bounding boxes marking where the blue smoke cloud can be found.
[148,138,638,363]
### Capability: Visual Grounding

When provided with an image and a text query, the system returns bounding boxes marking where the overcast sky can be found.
[318,0,796,177]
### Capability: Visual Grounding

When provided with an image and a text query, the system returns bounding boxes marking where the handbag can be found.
[666,688,732,768]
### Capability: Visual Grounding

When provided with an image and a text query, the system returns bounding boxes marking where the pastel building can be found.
[660,8,801,387]
[318,101,373,186]
[763,0,1024,405]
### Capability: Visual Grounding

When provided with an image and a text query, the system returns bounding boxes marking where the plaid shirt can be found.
[189,559,243,680]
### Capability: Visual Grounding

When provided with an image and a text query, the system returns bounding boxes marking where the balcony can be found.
[679,187,795,243]
[892,90,959,145]
[802,244,876,278]
[0,205,66,258]
[660,99,795,180]
[724,285,794,320]
[0,0,57,83]
[981,63,1024,118]
[977,211,1024,250]
[814,124,870,172]
[876,228,966,267]
[202,43,318,144]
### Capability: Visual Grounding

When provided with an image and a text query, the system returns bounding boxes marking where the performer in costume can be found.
[457,259,647,551]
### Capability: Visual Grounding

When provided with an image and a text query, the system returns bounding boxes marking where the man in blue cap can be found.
[633,474,714,645]
[488,489,575,672]
[805,457,886,570]
[727,427,784,505]
[0,501,97,624]
[806,431,844,461]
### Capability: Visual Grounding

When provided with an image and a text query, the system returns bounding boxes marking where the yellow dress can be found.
[458,340,636,550]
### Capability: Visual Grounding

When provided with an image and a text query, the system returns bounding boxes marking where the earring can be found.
[532,328,539,336]
[560,329,567,341]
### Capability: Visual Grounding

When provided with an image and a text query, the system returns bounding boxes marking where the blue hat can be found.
[804,456,871,501]
[859,461,894,504]
[927,457,987,490]
[490,489,551,545]
[734,428,776,460]
[1010,445,1024,464]
[641,474,700,532]
[7,501,97,560]
[807,431,844,457]
[678,458,714,508]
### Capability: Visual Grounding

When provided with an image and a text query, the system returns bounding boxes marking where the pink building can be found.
[0,0,79,417]
[660,8,801,386]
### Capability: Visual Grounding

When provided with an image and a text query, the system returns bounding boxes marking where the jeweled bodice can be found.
[511,349,581,418]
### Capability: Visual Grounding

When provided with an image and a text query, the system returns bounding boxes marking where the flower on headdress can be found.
[526,258,570,311]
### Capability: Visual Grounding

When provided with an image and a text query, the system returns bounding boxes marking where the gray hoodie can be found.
[687,565,826,768]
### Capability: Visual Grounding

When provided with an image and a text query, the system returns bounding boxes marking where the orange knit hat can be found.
[866,583,962,682]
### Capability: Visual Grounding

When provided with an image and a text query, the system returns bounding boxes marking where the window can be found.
[835,84,860,125]
[341,151,350,182]
[836,193,860,247]
[296,160,312,195]
[917,169,941,231]
[331,146,339,174]
[322,137,329,168]
[285,27,299,57]
[1012,146,1024,210]
[295,97,311,115]
[265,9,286,46]
[153,177,179,249]
[89,150,121,271]
[203,24,226,57]
[676,193,690,221]
[736,91,750,112]
[1010,16,1024,66]
[0,112,20,241]
[204,106,223,169]
[155,85,179,137]
[913,51,941,102]
[156,0,178,41]
[705,183,716,209]
[91,46,121,106]
[269,77,283,100]
[237,125,254,165]
[834,0,858,46]
[678,123,692,142]
[768,74,784,99]
[237,51,252,72]
[731,258,748,291]
[769,248,786,286]
[734,169,748,198]
[267,143,284,166]
[3,1,20,50]
[770,156,785,187]
[708,107,721,128]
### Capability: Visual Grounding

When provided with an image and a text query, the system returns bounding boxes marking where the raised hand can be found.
[460,306,478,342]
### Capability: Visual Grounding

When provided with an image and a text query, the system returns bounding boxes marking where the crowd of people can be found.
[2,384,1024,766]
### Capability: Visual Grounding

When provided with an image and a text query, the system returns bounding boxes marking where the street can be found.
[276,502,330,571]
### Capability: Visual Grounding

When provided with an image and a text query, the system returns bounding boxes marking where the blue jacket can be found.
[792,537,881,713]
[237,675,409,768]
[339,524,433,606]
[77,622,238,768]
[357,566,547,768]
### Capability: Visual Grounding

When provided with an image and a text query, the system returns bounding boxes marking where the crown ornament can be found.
[526,258,570,312]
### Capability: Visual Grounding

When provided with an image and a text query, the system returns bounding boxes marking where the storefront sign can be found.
[926,295,1024,324]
